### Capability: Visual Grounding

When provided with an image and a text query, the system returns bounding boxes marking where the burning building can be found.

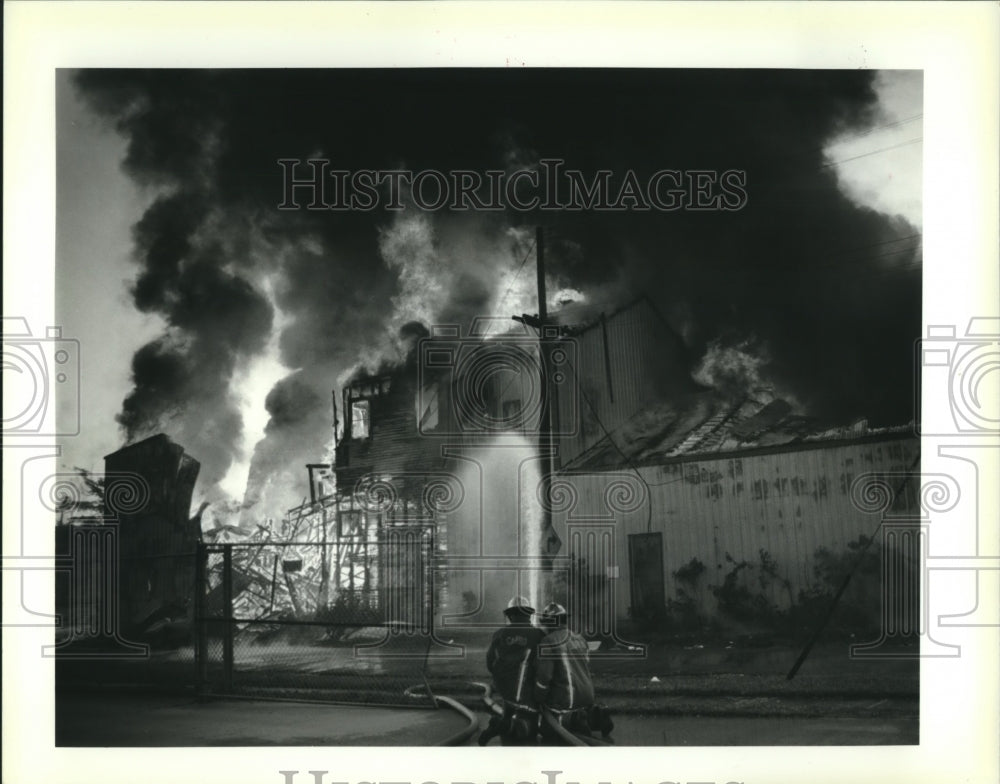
[301,296,919,635]
[62,67,925,639]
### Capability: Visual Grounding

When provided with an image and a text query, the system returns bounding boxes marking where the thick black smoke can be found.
[116,190,273,494]
[73,69,920,517]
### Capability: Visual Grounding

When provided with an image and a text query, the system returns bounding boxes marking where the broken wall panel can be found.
[557,298,696,468]
[103,434,201,633]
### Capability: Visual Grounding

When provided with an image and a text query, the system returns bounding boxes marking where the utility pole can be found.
[512,227,562,580]
[536,225,555,515]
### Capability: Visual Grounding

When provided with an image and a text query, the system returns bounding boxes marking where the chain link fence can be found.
[196,529,443,706]
[56,514,623,704]
[55,522,459,707]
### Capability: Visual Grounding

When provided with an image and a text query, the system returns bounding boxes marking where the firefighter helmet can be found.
[505,596,535,616]
[541,602,568,620]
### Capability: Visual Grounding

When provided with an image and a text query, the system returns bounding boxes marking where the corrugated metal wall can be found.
[557,299,689,467]
[552,435,919,621]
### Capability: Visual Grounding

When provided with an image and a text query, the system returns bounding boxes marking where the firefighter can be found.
[534,602,613,741]
[479,596,545,745]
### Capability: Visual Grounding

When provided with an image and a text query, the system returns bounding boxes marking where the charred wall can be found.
[334,366,446,495]
[104,433,201,631]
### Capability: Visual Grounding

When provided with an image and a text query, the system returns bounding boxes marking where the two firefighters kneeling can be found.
[480,597,614,746]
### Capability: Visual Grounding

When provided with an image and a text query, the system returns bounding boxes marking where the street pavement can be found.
[56,634,920,745]
[55,690,917,746]
[57,692,472,746]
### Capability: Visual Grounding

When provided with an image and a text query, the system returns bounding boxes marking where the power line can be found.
[495,237,537,317]
[784,243,923,271]
[820,137,922,169]
[823,232,922,254]
[819,113,923,151]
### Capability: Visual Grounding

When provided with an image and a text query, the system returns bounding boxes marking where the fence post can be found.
[195,543,209,697]
[223,544,234,693]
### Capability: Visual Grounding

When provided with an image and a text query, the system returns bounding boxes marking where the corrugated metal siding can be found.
[558,300,686,466]
[554,436,919,621]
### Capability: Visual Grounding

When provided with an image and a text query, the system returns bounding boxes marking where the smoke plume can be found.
[72,68,921,521]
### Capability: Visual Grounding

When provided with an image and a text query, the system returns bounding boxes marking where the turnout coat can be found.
[487,622,546,708]
[534,627,595,711]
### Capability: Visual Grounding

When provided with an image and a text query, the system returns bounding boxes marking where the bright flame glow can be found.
[217,275,291,500]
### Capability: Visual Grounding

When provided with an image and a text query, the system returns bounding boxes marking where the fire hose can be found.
[481,687,613,747]
[402,682,482,746]
[217,683,608,746]
[541,708,614,747]
[202,689,479,746]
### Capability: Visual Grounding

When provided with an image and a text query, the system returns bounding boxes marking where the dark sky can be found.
[69,68,921,518]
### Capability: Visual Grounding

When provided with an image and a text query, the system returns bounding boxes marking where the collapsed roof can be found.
[562,392,913,472]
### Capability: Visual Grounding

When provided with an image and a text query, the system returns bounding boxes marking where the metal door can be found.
[627,532,664,619]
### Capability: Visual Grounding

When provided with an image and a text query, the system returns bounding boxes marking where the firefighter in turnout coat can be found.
[534,602,612,741]
[480,596,546,745]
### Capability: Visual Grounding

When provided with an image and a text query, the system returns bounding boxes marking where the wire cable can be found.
[786,449,921,680]
[820,137,922,169]
[495,238,538,318]
[817,113,923,152]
